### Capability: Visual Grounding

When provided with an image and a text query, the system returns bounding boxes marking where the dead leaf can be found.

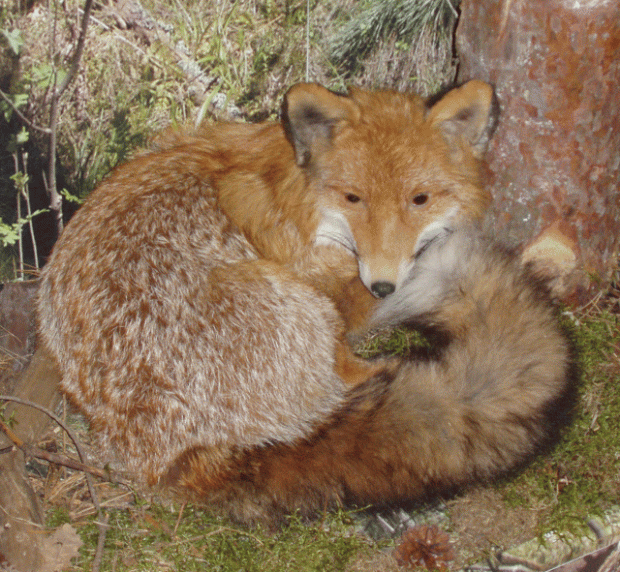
[38,524,82,572]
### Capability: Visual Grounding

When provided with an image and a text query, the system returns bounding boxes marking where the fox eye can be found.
[412,193,429,206]
[345,193,361,203]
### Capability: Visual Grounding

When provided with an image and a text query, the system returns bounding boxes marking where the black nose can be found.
[371,281,396,298]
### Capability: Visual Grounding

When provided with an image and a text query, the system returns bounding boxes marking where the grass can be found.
[327,0,459,93]
[493,307,620,537]
[49,501,378,572]
[355,325,431,359]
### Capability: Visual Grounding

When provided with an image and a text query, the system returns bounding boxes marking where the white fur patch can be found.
[314,208,357,255]
[412,206,460,258]
[357,259,373,292]
[386,206,461,292]
[396,258,414,291]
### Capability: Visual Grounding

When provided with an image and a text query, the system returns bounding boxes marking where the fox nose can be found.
[371,281,396,298]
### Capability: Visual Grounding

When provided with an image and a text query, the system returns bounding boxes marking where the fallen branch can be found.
[0,393,131,572]
[92,512,110,572]
[0,395,131,505]
[0,414,111,482]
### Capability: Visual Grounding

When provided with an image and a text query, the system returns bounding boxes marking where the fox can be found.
[35,81,572,525]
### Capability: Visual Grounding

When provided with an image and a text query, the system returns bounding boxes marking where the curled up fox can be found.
[36,80,572,524]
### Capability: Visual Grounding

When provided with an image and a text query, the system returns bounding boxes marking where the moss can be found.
[356,326,431,359]
[46,506,73,528]
[68,505,374,572]
[496,309,620,536]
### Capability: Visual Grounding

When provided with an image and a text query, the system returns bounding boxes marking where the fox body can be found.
[36,82,571,524]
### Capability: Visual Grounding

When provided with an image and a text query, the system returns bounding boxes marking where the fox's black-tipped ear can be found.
[282,83,360,167]
[426,80,498,158]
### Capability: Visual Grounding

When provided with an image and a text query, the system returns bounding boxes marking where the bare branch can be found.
[47,0,95,238]
[56,0,94,99]
[0,394,100,510]
[0,88,52,134]
[1,393,117,572]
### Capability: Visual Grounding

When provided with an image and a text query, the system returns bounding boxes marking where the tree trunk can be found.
[456,0,620,301]
[0,282,62,571]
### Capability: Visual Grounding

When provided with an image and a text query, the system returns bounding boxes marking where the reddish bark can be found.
[456,0,620,300]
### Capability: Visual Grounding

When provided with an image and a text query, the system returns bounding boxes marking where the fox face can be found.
[284,82,497,298]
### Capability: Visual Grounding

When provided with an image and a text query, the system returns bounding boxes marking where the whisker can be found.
[315,232,358,256]
[414,226,454,259]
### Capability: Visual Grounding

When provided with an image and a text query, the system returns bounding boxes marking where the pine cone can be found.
[393,524,455,570]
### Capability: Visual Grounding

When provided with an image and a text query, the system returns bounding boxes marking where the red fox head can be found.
[283,81,497,298]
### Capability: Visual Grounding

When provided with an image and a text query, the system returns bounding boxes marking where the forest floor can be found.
[1,285,619,572]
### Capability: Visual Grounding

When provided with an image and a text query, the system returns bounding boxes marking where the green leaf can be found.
[1,28,24,56]
[0,220,21,247]
[10,170,29,190]
[15,126,29,145]
[0,93,28,123]
[0,210,48,248]
[60,188,84,204]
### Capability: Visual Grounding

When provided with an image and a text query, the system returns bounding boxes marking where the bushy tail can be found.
[167,229,573,525]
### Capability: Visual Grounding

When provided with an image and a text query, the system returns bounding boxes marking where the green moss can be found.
[497,309,620,535]
[67,505,374,572]
[45,507,73,528]
[356,326,431,359]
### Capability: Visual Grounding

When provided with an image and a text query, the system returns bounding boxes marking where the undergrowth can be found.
[51,502,377,572]
[496,307,620,537]
[356,325,431,359]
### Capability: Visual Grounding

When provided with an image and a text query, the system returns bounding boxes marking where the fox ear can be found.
[283,83,360,167]
[426,80,498,158]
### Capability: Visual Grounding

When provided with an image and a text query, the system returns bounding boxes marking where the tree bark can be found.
[0,281,61,571]
[456,0,620,300]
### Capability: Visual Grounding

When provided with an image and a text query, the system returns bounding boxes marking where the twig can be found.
[47,0,94,237]
[0,393,123,571]
[0,394,100,511]
[83,10,148,56]
[20,151,41,270]
[56,0,94,98]
[0,418,116,481]
[12,151,24,277]
[92,512,110,572]
[173,502,186,537]
[0,88,52,134]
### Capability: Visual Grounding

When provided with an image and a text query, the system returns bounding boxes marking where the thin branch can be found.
[1,393,124,570]
[12,152,25,278]
[21,151,41,270]
[92,512,110,572]
[47,0,95,237]
[84,10,148,56]
[56,0,94,99]
[0,88,52,134]
[0,419,118,482]
[0,394,100,510]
